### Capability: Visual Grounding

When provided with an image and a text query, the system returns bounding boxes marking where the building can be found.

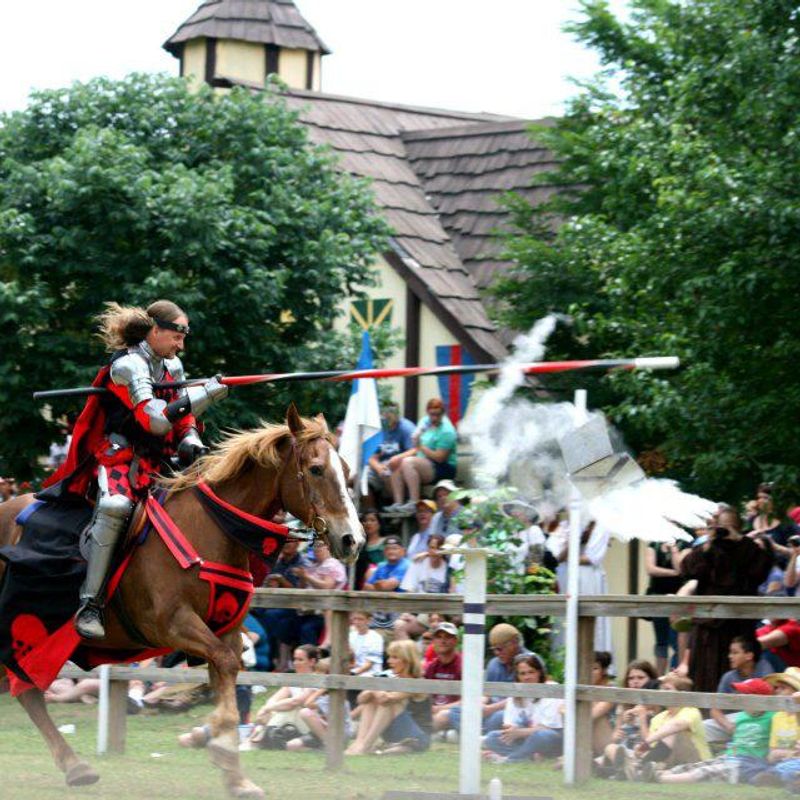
[163,0,654,667]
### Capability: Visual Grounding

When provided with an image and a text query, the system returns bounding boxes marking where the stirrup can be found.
[75,600,106,640]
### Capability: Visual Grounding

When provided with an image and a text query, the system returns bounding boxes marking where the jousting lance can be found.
[32,357,679,401]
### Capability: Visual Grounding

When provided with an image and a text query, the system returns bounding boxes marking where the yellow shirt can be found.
[650,706,711,761]
[770,712,800,750]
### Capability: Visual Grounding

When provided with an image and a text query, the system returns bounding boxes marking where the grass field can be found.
[0,694,772,800]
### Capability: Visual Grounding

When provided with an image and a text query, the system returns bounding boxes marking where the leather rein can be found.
[285,434,330,545]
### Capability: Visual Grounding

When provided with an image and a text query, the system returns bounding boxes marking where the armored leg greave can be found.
[75,467,134,640]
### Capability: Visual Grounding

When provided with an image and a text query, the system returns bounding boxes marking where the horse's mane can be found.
[164,416,333,494]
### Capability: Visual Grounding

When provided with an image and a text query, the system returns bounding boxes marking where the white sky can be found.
[0,0,629,119]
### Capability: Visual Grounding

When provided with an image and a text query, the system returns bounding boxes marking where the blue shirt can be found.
[717,659,774,692]
[376,418,416,461]
[367,558,411,588]
[485,649,532,701]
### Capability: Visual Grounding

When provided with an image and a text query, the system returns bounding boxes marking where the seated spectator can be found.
[705,637,774,746]
[591,651,615,756]
[652,678,773,785]
[616,674,711,781]
[431,480,463,538]
[385,398,457,515]
[425,622,463,732]
[364,536,410,642]
[758,618,800,669]
[349,612,384,677]
[406,500,438,558]
[609,660,659,746]
[482,653,563,763]
[236,645,320,750]
[365,403,416,508]
[400,534,450,594]
[438,623,531,737]
[345,640,432,755]
[286,658,353,751]
[44,674,100,704]
[752,668,800,787]
[353,510,385,589]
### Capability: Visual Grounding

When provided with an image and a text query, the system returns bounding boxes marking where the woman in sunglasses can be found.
[44,300,228,639]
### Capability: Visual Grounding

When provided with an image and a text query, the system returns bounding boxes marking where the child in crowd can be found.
[652,678,773,784]
[752,668,800,788]
[286,658,352,751]
[482,653,563,764]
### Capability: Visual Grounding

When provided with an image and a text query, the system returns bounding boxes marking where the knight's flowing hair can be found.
[95,300,186,352]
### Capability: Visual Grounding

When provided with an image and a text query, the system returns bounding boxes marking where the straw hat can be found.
[765,667,800,693]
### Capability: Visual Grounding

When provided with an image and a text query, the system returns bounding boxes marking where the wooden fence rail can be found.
[61,589,799,782]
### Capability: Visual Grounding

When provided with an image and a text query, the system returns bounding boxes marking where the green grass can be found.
[0,694,771,800]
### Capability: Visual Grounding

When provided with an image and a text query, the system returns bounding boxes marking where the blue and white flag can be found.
[338,331,383,494]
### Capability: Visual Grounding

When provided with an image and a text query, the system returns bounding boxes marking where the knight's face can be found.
[148,315,188,359]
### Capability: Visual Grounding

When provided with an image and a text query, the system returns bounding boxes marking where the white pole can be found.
[348,424,365,589]
[564,389,588,784]
[459,547,488,796]
[97,664,111,755]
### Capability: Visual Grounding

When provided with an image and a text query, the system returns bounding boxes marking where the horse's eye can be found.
[309,465,324,477]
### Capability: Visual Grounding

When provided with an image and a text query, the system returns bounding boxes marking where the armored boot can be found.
[75,467,134,640]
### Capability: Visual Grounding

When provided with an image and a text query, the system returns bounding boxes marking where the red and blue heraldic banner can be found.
[435,345,475,426]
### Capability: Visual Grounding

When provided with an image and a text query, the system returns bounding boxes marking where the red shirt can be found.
[758,619,800,667]
[424,651,462,706]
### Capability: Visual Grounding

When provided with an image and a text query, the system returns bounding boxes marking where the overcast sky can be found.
[0,1,629,119]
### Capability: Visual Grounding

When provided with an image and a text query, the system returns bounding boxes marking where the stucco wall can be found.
[216,40,265,85]
[280,48,308,90]
[182,39,207,87]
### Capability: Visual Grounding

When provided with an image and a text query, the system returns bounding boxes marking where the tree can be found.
[0,75,391,478]
[494,0,800,500]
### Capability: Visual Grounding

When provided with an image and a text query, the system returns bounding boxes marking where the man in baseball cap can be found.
[426,621,462,733]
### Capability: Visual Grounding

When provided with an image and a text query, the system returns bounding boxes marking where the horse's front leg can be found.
[17,687,99,786]
[165,610,263,800]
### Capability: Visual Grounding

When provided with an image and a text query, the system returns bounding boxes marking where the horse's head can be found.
[280,404,365,565]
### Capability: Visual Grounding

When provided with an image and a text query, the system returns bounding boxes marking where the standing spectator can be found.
[482,653,563,763]
[386,398,457,514]
[426,622,463,732]
[353,509,385,589]
[345,640,432,755]
[678,515,773,692]
[364,536,411,641]
[757,618,800,669]
[705,637,774,746]
[406,500,438,558]
[401,534,450,594]
[349,612,384,677]
[365,403,416,509]
[645,539,690,674]
[551,519,613,654]
[431,480,463,538]
[747,483,799,564]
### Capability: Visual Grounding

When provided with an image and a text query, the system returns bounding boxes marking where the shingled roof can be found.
[281,89,517,361]
[403,120,559,290]
[164,0,330,57]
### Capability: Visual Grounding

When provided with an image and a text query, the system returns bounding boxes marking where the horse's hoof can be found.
[208,737,239,771]
[229,779,265,800]
[65,761,100,787]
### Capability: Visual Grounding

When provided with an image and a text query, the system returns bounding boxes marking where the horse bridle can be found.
[285,435,330,545]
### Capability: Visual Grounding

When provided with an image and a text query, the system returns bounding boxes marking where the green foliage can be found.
[452,487,557,662]
[494,0,800,501]
[0,75,391,477]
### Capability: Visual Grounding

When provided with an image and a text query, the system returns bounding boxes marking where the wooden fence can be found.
[62,590,799,783]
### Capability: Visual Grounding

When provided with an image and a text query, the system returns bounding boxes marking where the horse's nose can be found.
[342,534,355,553]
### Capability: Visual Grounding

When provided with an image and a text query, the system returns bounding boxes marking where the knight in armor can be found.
[44,300,228,639]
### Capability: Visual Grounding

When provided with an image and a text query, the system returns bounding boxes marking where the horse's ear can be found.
[286,403,303,435]
[314,413,329,434]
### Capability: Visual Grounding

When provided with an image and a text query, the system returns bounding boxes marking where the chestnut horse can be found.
[0,406,364,799]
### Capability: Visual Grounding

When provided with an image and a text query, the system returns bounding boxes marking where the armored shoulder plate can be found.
[110,352,154,406]
[164,356,187,397]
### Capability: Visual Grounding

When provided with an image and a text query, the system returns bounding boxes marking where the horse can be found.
[0,405,364,799]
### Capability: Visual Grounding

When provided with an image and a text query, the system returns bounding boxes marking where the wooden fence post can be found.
[574,614,595,783]
[325,608,349,770]
[107,673,128,753]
